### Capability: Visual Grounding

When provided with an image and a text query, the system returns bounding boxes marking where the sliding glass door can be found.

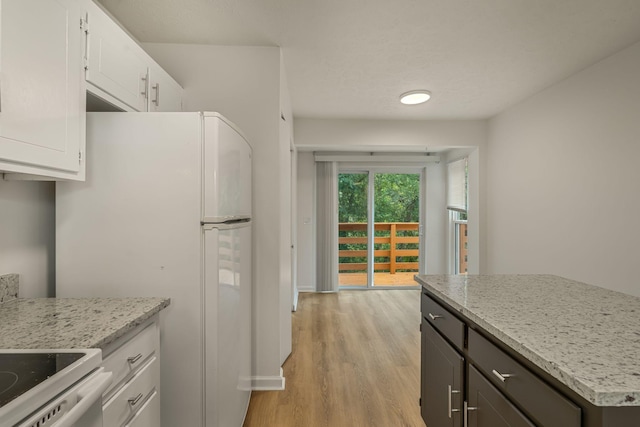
[338,172,369,287]
[338,168,423,289]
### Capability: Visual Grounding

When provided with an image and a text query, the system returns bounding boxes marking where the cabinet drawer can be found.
[468,329,581,427]
[103,322,158,398]
[422,292,465,351]
[104,356,159,427]
[124,390,160,427]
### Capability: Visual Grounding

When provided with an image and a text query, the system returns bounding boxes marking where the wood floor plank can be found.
[243,290,424,427]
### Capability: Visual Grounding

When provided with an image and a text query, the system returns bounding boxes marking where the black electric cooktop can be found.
[0,353,85,408]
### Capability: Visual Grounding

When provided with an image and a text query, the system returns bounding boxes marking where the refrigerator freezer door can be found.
[204,222,252,427]
[203,114,252,223]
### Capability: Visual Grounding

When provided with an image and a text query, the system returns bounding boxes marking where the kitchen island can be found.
[416,274,640,427]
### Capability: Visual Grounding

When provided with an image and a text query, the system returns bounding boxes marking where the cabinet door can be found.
[0,0,84,176]
[467,365,535,427]
[85,0,148,112]
[421,319,464,427]
[148,62,183,112]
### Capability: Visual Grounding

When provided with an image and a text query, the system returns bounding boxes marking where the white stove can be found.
[0,349,112,427]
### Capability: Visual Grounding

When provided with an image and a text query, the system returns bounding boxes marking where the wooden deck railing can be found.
[339,222,419,274]
[458,223,468,274]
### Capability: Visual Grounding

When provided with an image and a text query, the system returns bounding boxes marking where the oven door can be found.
[16,368,112,427]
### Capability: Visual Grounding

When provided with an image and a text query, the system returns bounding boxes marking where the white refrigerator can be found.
[56,112,252,427]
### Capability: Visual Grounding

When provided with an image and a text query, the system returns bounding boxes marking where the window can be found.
[452,211,468,274]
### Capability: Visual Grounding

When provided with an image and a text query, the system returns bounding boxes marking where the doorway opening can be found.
[338,170,422,289]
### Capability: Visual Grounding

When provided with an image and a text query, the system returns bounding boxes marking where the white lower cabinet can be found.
[102,320,160,427]
[125,391,160,427]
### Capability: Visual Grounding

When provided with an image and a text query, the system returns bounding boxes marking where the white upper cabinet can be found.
[84,0,148,112]
[0,0,182,180]
[84,1,183,112]
[147,61,183,112]
[0,0,86,179]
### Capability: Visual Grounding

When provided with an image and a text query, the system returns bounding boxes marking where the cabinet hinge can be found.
[419,322,422,332]
[79,151,83,164]
[81,16,90,71]
[419,397,422,407]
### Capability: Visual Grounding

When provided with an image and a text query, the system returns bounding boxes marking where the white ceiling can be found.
[96,0,640,120]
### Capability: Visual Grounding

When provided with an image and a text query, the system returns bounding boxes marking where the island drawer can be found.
[421,292,465,351]
[468,329,581,427]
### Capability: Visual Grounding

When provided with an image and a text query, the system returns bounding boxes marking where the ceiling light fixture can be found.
[400,90,431,105]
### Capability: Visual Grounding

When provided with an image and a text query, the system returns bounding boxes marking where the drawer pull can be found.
[128,392,144,407]
[463,401,478,427]
[127,353,143,364]
[428,313,443,320]
[492,369,513,382]
[448,385,461,418]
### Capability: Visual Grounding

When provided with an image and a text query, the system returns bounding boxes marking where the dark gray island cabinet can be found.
[416,275,640,427]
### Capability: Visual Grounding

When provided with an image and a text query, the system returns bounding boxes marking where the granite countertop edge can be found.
[415,274,640,407]
[0,297,171,351]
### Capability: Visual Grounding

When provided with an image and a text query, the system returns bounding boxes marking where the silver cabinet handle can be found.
[428,313,443,320]
[128,393,144,407]
[141,75,148,98]
[491,369,513,382]
[127,353,143,364]
[464,401,478,427]
[448,385,461,418]
[152,83,160,106]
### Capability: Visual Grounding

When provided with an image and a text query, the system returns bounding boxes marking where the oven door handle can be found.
[51,368,113,427]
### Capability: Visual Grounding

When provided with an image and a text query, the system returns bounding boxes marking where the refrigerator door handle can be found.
[202,221,251,231]
[202,215,251,224]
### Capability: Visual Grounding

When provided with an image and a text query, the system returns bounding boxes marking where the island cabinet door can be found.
[421,318,464,427]
[466,365,535,427]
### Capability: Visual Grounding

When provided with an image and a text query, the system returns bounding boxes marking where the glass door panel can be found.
[372,173,420,287]
[338,173,369,287]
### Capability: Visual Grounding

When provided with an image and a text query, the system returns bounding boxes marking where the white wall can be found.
[144,43,288,387]
[294,119,487,290]
[0,180,55,297]
[486,39,640,296]
[295,118,487,151]
[278,53,293,365]
[425,162,447,274]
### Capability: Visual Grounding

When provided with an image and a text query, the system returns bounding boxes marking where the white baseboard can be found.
[251,368,286,390]
[297,284,316,292]
[292,288,299,311]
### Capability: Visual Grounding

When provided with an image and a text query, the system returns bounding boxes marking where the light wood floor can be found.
[243,290,424,427]
[339,272,419,287]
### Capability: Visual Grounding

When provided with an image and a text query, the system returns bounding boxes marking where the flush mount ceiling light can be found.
[400,90,431,105]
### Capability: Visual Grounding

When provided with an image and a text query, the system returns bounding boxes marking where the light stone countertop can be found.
[415,274,640,407]
[0,297,170,350]
[0,274,19,303]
